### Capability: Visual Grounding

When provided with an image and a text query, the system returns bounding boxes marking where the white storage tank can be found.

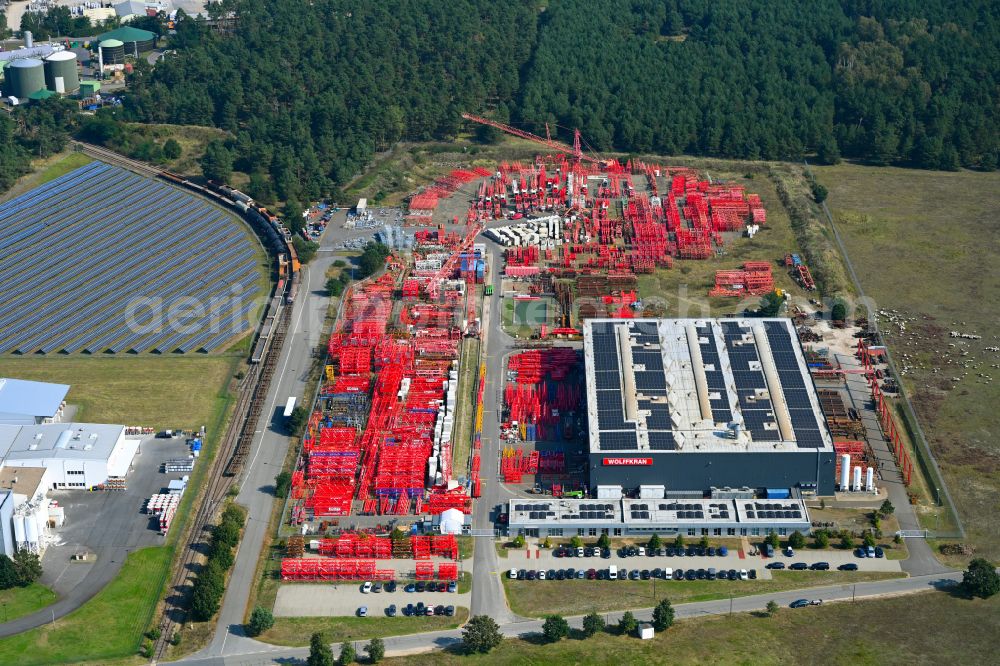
[840,453,850,490]
[24,515,38,545]
[865,467,875,493]
[852,466,863,492]
[12,514,25,544]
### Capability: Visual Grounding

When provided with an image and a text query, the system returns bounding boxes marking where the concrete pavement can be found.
[273,583,470,617]
[836,352,947,576]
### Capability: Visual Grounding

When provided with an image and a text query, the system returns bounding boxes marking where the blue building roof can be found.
[0,378,69,424]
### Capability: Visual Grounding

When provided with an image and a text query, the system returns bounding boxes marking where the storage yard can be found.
[0,161,266,355]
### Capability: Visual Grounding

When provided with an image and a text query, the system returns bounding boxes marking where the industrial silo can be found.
[5,58,46,99]
[44,50,79,94]
[99,39,125,68]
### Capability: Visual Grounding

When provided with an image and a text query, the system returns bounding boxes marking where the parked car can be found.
[784,547,795,557]
[537,570,546,581]
[652,568,662,579]
[866,546,876,558]
[602,549,611,559]
[554,548,565,558]
[629,569,641,580]
[576,570,586,579]
[357,606,368,617]
[508,569,518,580]
[810,562,830,571]
[555,570,565,580]
[438,582,448,592]
[708,547,717,557]
[641,569,651,580]
[416,581,427,592]
[361,582,373,594]
[577,547,585,557]
[637,547,646,557]
[685,570,697,581]
[790,599,810,608]
[718,546,729,557]
[809,599,823,606]
[566,568,576,578]
[372,582,383,593]
[764,544,775,558]
[403,603,414,616]
[739,569,749,580]
[386,604,397,617]
[547,569,556,580]
[748,569,757,579]
[766,562,785,570]
[707,567,717,580]
[666,547,676,557]
[587,568,597,580]
[448,581,457,593]
[405,583,416,592]
[386,581,397,593]
[445,605,455,616]
[673,568,684,580]
[855,548,867,558]
[789,562,809,570]
[416,602,425,614]
[663,567,673,579]
[526,571,536,581]
[434,605,445,616]
[839,563,859,571]
[728,569,738,580]
[875,547,884,558]
[425,606,435,616]
[696,568,706,580]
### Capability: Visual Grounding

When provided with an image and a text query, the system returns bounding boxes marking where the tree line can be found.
[114,0,997,204]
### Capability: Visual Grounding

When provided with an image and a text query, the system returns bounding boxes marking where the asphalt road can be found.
[193,222,347,659]
[174,571,964,665]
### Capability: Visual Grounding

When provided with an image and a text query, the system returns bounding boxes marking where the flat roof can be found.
[0,378,69,423]
[584,319,833,454]
[0,422,125,462]
[0,466,46,499]
[509,498,810,528]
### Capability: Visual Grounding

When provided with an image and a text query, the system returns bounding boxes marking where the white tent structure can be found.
[438,508,465,535]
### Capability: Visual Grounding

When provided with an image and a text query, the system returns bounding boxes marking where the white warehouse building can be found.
[0,423,139,489]
[0,377,69,425]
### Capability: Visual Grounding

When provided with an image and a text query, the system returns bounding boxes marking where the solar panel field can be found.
[0,161,266,354]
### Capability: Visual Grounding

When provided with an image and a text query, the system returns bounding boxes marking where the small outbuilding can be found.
[638,623,655,640]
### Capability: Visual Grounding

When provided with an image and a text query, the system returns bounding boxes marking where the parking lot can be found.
[500,543,902,583]
[273,581,470,618]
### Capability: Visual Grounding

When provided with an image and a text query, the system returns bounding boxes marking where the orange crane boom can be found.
[461,112,600,165]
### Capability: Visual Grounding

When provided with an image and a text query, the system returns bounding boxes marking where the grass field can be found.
[0,356,240,430]
[0,548,171,666]
[0,583,58,623]
[501,571,905,617]
[393,590,998,665]
[259,608,469,647]
[37,152,94,185]
[816,163,1000,558]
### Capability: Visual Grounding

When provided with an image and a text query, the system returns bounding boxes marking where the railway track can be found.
[150,305,291,660]
[75,142,163,178]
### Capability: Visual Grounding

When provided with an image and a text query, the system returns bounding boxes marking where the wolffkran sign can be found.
[602,457,653,466]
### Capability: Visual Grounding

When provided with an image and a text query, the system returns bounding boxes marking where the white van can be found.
[663,567,673,579]
[608,565,618,580]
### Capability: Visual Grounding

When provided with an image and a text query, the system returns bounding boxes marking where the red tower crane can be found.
[461,113,601,165]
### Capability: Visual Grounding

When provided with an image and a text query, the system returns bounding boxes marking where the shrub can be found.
[245,606,275,637]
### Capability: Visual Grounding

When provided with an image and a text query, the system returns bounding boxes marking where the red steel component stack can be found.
[709,262,774,297]
[437,563,459,580]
